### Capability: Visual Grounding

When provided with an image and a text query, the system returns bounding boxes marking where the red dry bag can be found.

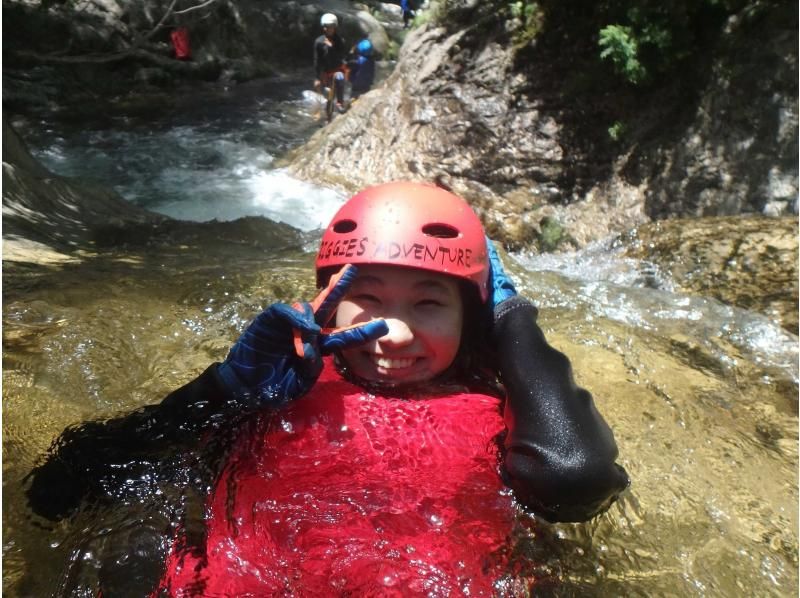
[170,27,191,60]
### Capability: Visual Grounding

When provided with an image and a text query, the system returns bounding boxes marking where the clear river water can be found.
[3,74,797,597]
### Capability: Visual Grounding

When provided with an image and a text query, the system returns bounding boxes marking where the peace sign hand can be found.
[217,265,387,406]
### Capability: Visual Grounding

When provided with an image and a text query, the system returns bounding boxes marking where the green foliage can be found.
[599,24,646,84]
[595,0,744,86]
[608,120,626,141]
[538,217,566,252]
[510,0,538,22]
[411,1,438,28]
[427,0,459,26]
[384,39,401,61]
[509,1,544,45]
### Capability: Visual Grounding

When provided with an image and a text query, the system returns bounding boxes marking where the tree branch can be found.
[174,0,219,16]
[141,0,179,43]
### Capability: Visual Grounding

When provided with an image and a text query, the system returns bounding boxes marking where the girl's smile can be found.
[335,265,464,384]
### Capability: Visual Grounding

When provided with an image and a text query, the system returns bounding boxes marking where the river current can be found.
[3,74,797,597]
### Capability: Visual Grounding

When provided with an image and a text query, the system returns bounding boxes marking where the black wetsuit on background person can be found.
[314,32,348,94]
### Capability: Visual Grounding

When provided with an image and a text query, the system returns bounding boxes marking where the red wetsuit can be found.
[157,359,515,596]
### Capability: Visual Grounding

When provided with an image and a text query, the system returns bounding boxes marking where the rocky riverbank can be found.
[2,118,303,266]
[2,0,399,117]
[4,115,796,335]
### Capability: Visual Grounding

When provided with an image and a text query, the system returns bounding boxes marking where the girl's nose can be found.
[378,318,414,347]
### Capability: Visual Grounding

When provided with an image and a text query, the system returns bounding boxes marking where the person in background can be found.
[313,12,348,111]
[401,0,415,28]
[347,38,376,100]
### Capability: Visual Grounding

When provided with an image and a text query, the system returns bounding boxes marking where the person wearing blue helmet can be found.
[347,38,376,99]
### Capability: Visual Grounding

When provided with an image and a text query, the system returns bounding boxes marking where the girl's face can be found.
[335,265,464,385]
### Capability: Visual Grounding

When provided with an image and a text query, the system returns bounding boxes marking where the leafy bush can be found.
[539,217,566,252]
[599,24,646,84]
[510,1,544,44]
[594,0,743,86]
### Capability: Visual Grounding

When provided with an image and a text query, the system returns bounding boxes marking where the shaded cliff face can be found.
[287,1,798,251]
[624,5,799,222]
[6,0,795,252]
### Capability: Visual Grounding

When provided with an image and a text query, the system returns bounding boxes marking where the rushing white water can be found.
[18,72,799,385]
[513,241,799,384]
[21,76,346,232]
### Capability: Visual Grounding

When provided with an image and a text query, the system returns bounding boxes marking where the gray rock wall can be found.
[629,6,798,221]
[286,1,798,251]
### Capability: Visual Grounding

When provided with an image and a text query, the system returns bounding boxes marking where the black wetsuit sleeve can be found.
[25,364,232,521]
[493,297,630,522]
[313,37,323,78]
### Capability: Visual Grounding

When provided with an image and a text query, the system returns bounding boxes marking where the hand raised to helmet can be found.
[486,236,518,313]
[217,265,387,407]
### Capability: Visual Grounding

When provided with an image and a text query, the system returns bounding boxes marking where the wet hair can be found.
[444,280,504,396]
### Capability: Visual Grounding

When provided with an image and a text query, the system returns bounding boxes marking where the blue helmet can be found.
[356,39,373,57]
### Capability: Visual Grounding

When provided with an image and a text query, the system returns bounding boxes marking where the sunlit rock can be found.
[621,216,799,334]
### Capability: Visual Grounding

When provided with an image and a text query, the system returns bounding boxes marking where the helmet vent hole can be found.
[333,219,357,233]
[422,223,459,239]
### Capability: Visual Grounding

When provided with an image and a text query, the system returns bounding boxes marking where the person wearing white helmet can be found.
[320,12,337,27]
[314,13,348,110]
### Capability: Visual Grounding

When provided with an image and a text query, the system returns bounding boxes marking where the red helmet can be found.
[316,181,489,302]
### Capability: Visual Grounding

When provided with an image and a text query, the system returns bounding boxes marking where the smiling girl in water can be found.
[29,182,628,596]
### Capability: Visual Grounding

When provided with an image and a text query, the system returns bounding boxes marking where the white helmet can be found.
[320,13,338,27]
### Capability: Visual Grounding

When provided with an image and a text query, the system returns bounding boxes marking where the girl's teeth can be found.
[373,356,415,369]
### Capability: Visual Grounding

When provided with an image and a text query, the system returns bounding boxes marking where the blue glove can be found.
[217,265,388,406]
[486,236,518,310]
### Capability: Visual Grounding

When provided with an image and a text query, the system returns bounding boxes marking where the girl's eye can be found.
[353,293,380,304]
[416,299,444,308]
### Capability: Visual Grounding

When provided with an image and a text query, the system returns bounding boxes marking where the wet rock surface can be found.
[2,118,303,265]
[622,216,799,334]
[2,118,164,262]
[3,0,796,329]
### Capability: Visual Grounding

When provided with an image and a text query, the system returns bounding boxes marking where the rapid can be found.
[3,74,797,597]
